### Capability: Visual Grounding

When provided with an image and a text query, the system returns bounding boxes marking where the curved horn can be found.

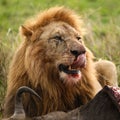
[11,86,41,119]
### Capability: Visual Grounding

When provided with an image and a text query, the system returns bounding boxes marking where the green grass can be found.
[0,0,120,117]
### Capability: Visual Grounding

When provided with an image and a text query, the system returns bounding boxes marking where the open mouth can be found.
[59,64,80,74]
[59,54,86,82]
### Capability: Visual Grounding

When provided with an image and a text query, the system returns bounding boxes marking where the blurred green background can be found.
[0,0,120,117]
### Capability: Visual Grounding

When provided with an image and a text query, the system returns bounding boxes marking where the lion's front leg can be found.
[95,60,118,87]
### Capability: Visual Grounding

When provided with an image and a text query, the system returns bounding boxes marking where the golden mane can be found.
[24,6,83,32]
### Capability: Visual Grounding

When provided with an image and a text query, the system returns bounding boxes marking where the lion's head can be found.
[18,6,102,96]
[19,6,102,92]
[20,7,89,85]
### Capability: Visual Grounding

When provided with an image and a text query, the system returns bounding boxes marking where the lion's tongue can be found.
[68,54,85,80]
[71,54,86,69]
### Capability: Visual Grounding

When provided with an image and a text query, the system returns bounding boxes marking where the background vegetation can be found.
[0,0,120,117]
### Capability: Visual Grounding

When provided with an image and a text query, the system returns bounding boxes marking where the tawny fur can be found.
[95,60,118,87]
[3,7,117,118]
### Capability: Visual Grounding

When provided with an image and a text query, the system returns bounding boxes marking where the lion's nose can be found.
[70,46,86,57]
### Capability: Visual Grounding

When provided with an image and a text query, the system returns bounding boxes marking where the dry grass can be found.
[0,30,20,116]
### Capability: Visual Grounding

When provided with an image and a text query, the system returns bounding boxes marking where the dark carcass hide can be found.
[33,85,120,120]
[3,86,120,120]
[78,85,120,120]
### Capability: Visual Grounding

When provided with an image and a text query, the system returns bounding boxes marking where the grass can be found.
[0,0,120,117]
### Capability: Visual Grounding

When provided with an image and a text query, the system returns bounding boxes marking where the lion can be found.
[3,7,118,118]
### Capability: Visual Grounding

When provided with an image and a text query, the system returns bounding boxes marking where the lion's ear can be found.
[20,25,33,38]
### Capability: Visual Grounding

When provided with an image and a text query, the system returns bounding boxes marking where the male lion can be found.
[3,7,117,118]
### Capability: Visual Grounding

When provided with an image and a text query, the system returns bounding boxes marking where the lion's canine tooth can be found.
[69,66,72,70]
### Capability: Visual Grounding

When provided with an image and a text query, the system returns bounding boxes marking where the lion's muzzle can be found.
[59,49,86,84]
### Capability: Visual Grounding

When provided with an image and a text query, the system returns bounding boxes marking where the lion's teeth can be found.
[69,66,72,70]
[69,65,80,71]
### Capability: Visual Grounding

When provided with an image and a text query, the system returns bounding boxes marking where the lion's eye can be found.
[76,36,82,43]
[53,36,63,42]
